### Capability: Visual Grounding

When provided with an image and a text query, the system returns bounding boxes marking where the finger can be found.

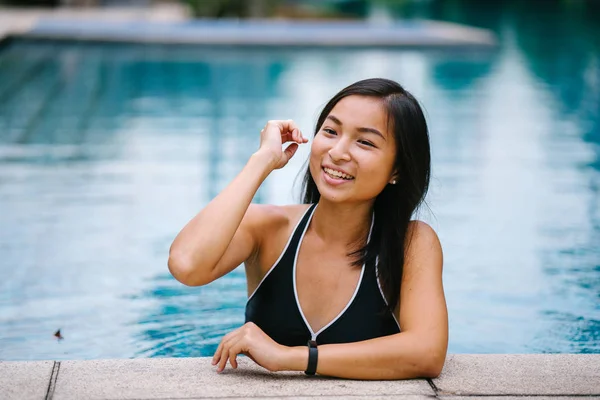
[283,142,299,163]
[228,338,247,370]
[217,335,242,372]
[212,340,224,365]
[228,344,240,370]
[212,330,239,365]
[218,341,230,372]
[281,119,301,138]
[212,333,230,365]
[295,129,304,144]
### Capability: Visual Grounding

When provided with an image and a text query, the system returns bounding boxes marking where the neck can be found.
[310,198,374,248]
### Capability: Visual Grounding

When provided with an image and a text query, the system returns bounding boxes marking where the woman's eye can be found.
[359,140,375,147]
[323,128,337,135]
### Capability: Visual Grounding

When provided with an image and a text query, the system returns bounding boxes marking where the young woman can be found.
[168,78,448,380]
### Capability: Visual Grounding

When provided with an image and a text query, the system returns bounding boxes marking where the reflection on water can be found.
[130,271,246,357]
[0,2,598,360]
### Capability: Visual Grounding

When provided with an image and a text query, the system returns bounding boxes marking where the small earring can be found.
[391,180,396,185]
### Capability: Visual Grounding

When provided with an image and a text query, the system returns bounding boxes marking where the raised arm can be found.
[168,120,308,286]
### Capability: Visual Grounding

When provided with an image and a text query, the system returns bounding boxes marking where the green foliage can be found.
[0,0,59,5]
[183,0,280,18]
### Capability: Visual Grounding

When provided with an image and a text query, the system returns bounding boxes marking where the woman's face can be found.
[309,95,397,203]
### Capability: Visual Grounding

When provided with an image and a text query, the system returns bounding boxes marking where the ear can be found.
[389,170,399,185]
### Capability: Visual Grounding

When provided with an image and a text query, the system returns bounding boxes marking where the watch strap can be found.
[304,340,318,375]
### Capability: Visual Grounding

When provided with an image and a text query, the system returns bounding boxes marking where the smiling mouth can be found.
[323,167,354,180]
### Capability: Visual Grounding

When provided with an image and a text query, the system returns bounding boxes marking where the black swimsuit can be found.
[245,203,400,346]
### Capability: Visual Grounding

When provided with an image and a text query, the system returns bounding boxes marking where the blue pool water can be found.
[1,10,599,359]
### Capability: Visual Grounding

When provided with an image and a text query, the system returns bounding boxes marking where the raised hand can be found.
[255,120,308,171]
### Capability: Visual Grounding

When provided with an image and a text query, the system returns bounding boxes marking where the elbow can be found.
[167,252,211,287]
[417,348,446,379]
[420,360,444,379]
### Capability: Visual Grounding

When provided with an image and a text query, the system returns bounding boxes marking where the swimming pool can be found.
[0,18,598,360]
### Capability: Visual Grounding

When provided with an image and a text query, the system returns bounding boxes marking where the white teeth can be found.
[324,167,354,180]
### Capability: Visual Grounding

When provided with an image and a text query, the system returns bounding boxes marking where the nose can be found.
[328,138,351,162]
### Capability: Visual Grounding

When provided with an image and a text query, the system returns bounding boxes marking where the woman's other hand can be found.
[255,120,308,170]
[212,322,293,373]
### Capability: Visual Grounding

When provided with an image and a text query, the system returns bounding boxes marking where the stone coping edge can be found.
[22,19,497,48]
[1,355,599,400]
[0,6,497,48]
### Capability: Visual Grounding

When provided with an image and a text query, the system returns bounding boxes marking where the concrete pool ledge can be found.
[1,355,599,400]
[0,4,188,43]
[0,6,496,48]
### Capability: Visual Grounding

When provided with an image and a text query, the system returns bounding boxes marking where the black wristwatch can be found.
[305,340,318,375]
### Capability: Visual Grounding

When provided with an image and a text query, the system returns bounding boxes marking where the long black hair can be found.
[300,78,431,312]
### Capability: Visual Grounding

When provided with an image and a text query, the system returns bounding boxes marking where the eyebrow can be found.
[326,115,386,141]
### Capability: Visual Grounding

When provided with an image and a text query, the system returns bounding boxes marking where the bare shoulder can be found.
[404,220,443,272]
[245,203,312,279]
[407,220,441,243]
[245,203,287,225]
[245,203,311,242]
